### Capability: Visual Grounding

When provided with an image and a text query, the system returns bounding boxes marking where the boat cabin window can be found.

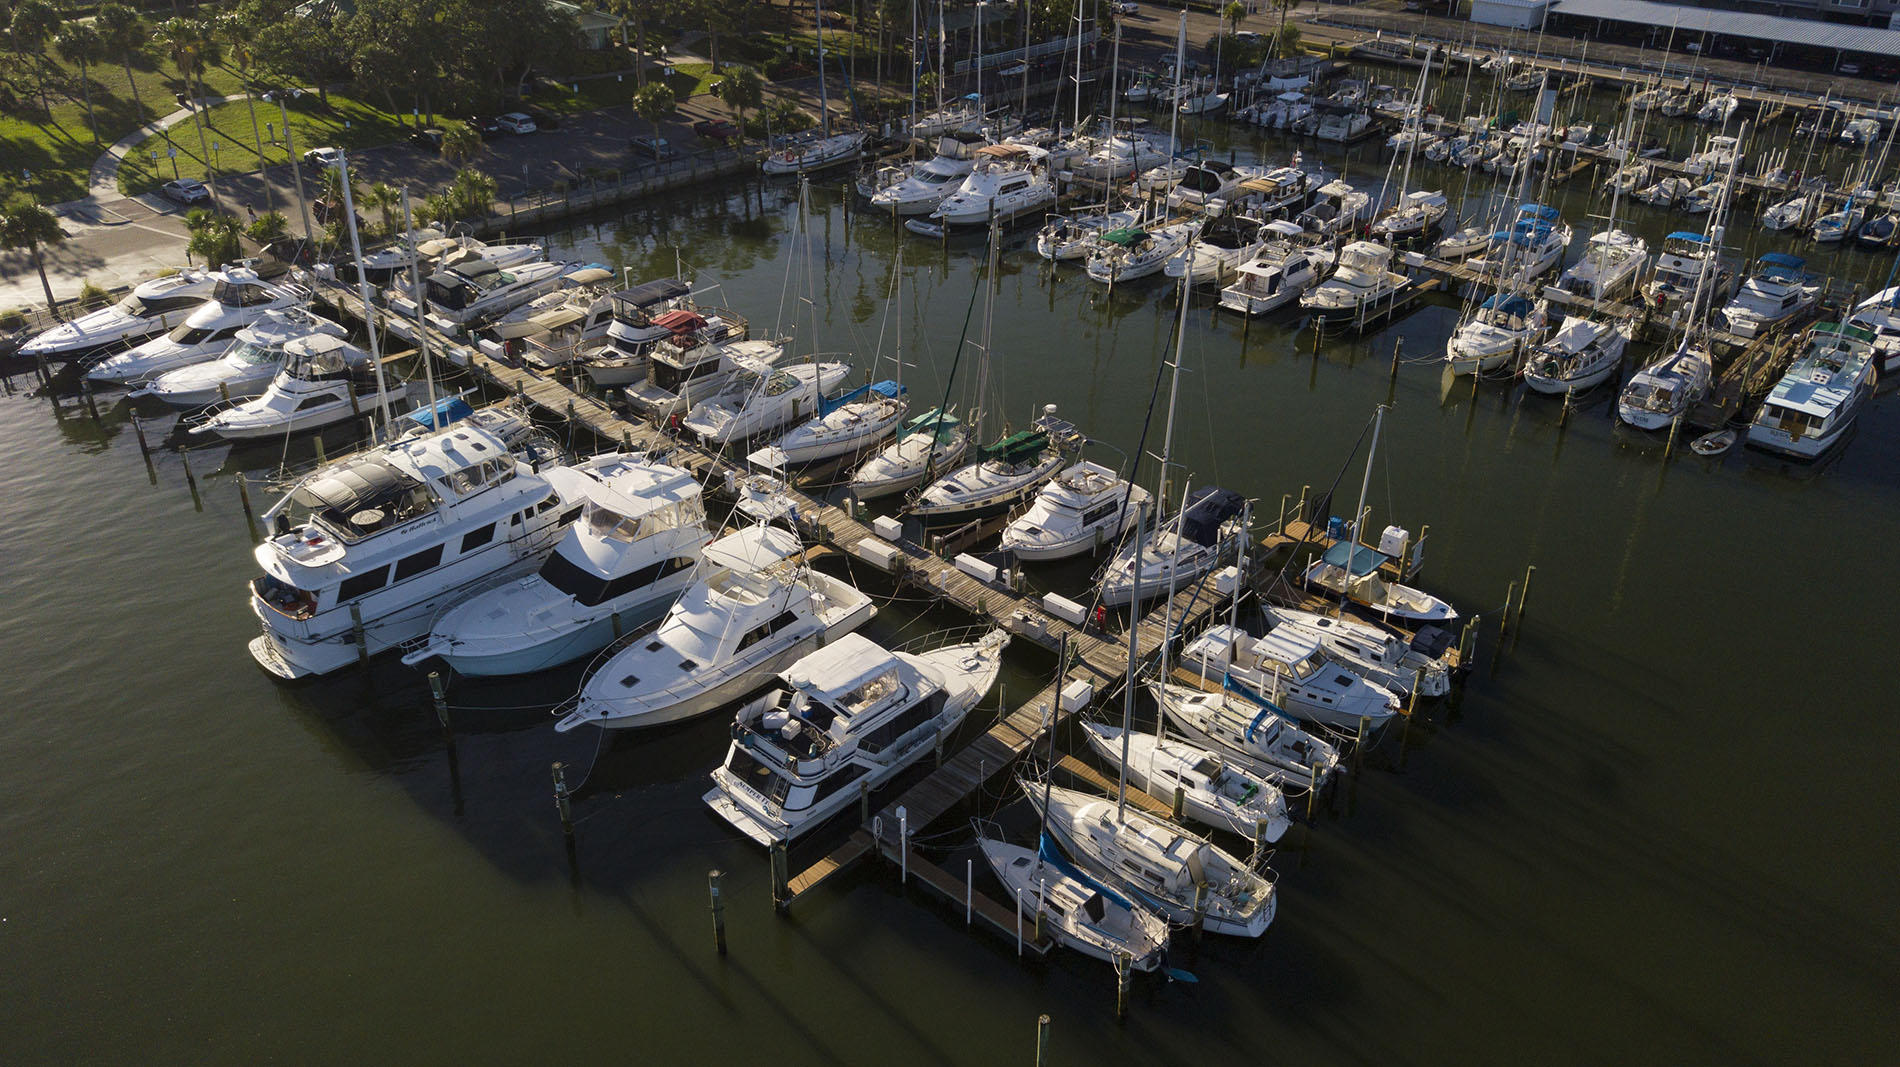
[649,353,723,393]
[538,552,694,607]
[838,668,903,718]
[737,610,804,652]
[447,457,515,497]
[460,523,497,552]
[213,279,277,307]
[1081,500,1120,526]
[167,322,243,346]
[856,690,946,756]
[122,291,205,317]
[725,747,792,804]
[254,573,319,618]
[394,545,444,581]
[336,565,390,602]
[1333,674,1356,688]
[812,763,870,803]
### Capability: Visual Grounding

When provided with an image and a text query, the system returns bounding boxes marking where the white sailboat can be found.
[1080,723,1289,842]
[978,837,1172,971]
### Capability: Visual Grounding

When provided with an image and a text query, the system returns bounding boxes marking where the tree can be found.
[715,68,763,144]
[154,18,222,201]
[184,208,244,268]
[1276,22,1302,58]
[441,121,482,165]
[1224,0,1246,33]
[54,22,105,143]
[11,0,61,121]
[245,209,288,245]
[0,193,67,320]
[631,82,677,144]
[217,10,274,210]
[446,168,496,218]
[362,182,401,237]
[96,6,151,126]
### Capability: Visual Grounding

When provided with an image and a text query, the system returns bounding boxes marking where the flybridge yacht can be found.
[681,359,854,446]
[625,337,785,420]
[1719,253,1819,339]
[999,461,1150,562]
[401,452,707,676]
[1547,228,1647,304]
[1085,224,1196,286]
[1148,682,1341,793]
[1846,286,1900,373]
[760,380,906,467]
[910,406,1082,521]
[21,269,216,363]
[246,407,580,679]
[137,307,346,408]
[848,407,970,501]
[1219,237,1329,316]
[1166,215,1271,286]
[1746,322,1878,460]
[1302,539,1458,622]
[1245,158,1318,218]
[1263,606,1451,699]
[1097,486,1245,607]
[554,525,875,733]
[1297,179,1372,239]
[86,267,311,385]
[1445,294,1549,376]
[866,131,986,216]
[1299,240,1411,330]
[927,145,1057,227]
[1036,208,1141,261]
[1026,781,1276,938]
[761,129,871,175]
[1643,231,1734,329]
[705,630,1009,845]
[577,280,740,387]
[1079,723,1289,842]
[1521,315,1630,395]
[1181,623,1401,732]
[188,335,388,440]
[1618,337,1714,431]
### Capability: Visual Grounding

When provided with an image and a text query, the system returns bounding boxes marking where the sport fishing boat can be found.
[1079,723,1289,842]
[1096,486,1246,607]
[999,461,1150,562]
[1180,623,1402,731]
[1299,240,1412,331]
[761,129,871,175]
[1036,209,1141,262]
[1446,294,1549,376]
[761,380,906,467]
[1618,337,1714,431]
[1301,539,1459,623]
[1745,321,1879,460]
[625,337,786,420]
[978,837,1171,972]
[400,452,706,676]
[246,407,575,679]
[1219,239,1330,316]
[848,407,970,501]
[136,307,346,408]
[1759,184,1824,232]
[681,359,854,446]
[21,269,217,363]
[1084,224,1196,286]
[1719,253,1819,339]
[187,335,389,440]
[705,630,1009,845]
[554,524,875,732]
[1521,315,1631,394]
[1024,780,1276,938]
[1148,682,1341,792]
[909,406,1082,521]
[1684,134,1740,178]
[86,267,311,385]
[1261,606,1451,699]
[867,131,986,216]
[1547,229,1647,304]
[927,145,1056,228]
[1696,93,1739,125]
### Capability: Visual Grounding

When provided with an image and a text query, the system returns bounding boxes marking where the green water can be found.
[4,102,1896,1064]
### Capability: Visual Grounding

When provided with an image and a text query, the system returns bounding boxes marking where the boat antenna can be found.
[399,186,438,423]
[336,152,393,440]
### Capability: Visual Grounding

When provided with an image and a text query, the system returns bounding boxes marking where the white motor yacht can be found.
[137,307,346,408]
[1696,93,1739,124]
[1036,209,1140,261]
[1618,337,1714,430]
[1642,231,1733,329]
[979,838,1171,971]
[1261,606,1451,699]
[910,406,1081,521]
[1025,781,1276,938]
[1299,240,1412,330]
[1097,486,1245,607]
[681,359,854,446]
[1246,159,1317,219]
[1369,189,1450,244]
[1219,238,1330,316]
[1312,106,1372,143]
[1446,294,1549,376]
[848,407,970,501]
[1165,215,1270,286]
[761,129,871,175]
[705,630,1009,845]
[1814,204,1867,244]
[1745,322,1879,460]
[1547,229,1648,304]
[188,335,388,440]
[867,131,986,216]
[1084,223,1195,286]
[1434,223,1493,261]
[21,269,216,363]
[1720,253,1819,339]
[760,380,907,467]
[1521,315,1631,394]
[86,267,310,385]
[1296,180,1371,239]
[572,279,703,387]
[1079,723,1289,842]
[1684,134,1739,178]
[1759,189,1820,232]
[401,452,707,676]
[1301,539,1459,623]
[554,525,876,732]
[1846,286,1900,374]
[1165,161,1253,212]
[473,267,617,362]
[1000,460,1150,562]
[1634,176,1694,208]
[1149,682,1341,793]
[625,337,786,420]
[1068,133,1171,182]
[246,407,577,679]
[404,258,583,336]
[928,145,1056,227]
[1180,623,1401,732]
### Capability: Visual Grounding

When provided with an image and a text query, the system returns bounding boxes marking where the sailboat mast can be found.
[817,0,831,138]
[336,153,393,439]
[1117,503,1144,821]
[972,221,1001,440]
[1343,405,1386,609]
[399,187,436,422]
[1166,13,1186,159]
[909,0,920,136]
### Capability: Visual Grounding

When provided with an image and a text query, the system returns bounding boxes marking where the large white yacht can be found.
[188,335,388,441]
[1165,161,1253,212]
[400,452,707,676]
[1165,215,1271,286]
[86,267,310,385]
[1745,322,1879,460]
[1296,179,1372,239]
[572,279,709,387]
[867,131,986,216]
[554,525,875,733]
[1180,624,1402,731]
[1469,203,1572,285]
[1261,605,1451,699]
[1025,781,1276,938]
[625,337,785,420]
[1148,681,1341,792]
[681,359,854,446]
[847,407,970,501]
[928,145,1056,227]
[1719,253,1819,339]
[21,269,217,363]
[408,258,581,334]
[1219,239,1330,316]
[999,461,1150,562]
[1368,189,1451,244]
[1299,240,1411,330]
[1097,486,1246,607]
[1079,723,1289,842]
[1068,131,1171,181]
[705,630,1009,845]
[910,406,1081,521]
[137,307,346,408]
[247,408,581,678]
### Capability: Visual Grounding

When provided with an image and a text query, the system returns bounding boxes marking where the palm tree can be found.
[1224,0,1247,34]
[441,122,483,167]
[11,1,61,121]
[715,67,763,144]
[631,82,677,148]
[0,192,69,320]
[96,6,150,126]
[184,208,243,268]
[154,17,222,201]
[362,182,401,238]
[54,22,105,143]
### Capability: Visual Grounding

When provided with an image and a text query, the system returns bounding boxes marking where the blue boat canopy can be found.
[816,379,903,417]
[1480,293,1534,315]
[1517,203,1561,221]
[1179,486,1246,546]
[405,395,473,431]
[1760,252,1805,269]
[1665,231,1709,243]
[1320,540,1392,577]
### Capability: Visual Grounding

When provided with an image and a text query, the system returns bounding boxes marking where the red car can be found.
[692,118,739,142]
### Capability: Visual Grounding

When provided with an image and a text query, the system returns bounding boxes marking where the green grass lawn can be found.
[118,93,416,196]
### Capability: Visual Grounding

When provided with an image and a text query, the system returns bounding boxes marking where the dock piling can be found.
[237,476,259,542]
[1389,336,1403,380]
[1517,564,1536,630]
[859,781,870,826]
[709,869,728,956]
[1016,888,1024,956]
[1171,784,1185,822]
[130,411,152,459]
[179,447,201,509]
[551,761,574,837]
[428,670,451,737]
[898,806,909,884]
[313,434,326,466]
[1664,414,1683,461]
[770,840,789,913]
[1036,1015,1050,1066]
[1115,952,1132,1020]
[966,859,973,926]
[1500,581,1518,640]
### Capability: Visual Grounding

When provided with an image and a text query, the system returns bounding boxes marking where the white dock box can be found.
[1059,680,1095,713]
[1213,565,1241,597]
[1041,592,1090,626]
[1011,610,1048,641]
[954,553,1001,584]
[871,515,903,541]
[858,537,903,573]
[1379,525,1410,557]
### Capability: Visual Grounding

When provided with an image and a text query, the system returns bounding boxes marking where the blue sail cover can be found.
[1760,252,1806,270]
[1480,293,1533,315]
[405,395,474,431]
[1665,231,1709,243]
[1222,673,1291,743]
[1517,203,1561,222]
[1179,486,1246,546]
[1038,830,1138,913]
[816,379,902,417]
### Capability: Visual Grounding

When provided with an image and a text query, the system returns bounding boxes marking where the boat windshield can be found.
[213,279,276,307]
[225,339,279,366]
[835,668,902,718]
[583,498,702,543]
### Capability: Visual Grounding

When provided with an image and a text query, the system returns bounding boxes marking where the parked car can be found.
[409,127,445,149]
[692,118,738,142]
[496,112,538,135]
[1112,1,1138,13]
[628,135,677,160]
[161,178,211,205]
[466,115,503,139]
[302,147,343,169]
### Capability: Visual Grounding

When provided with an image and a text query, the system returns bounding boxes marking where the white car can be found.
[302,147,343,169]
[1113,1,1139,12]
[497,112,538,135]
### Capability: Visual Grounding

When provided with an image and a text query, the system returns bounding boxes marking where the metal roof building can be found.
[1548,0,1900,55]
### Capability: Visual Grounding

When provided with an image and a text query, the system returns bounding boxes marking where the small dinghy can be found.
[1691,429,1737,456]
